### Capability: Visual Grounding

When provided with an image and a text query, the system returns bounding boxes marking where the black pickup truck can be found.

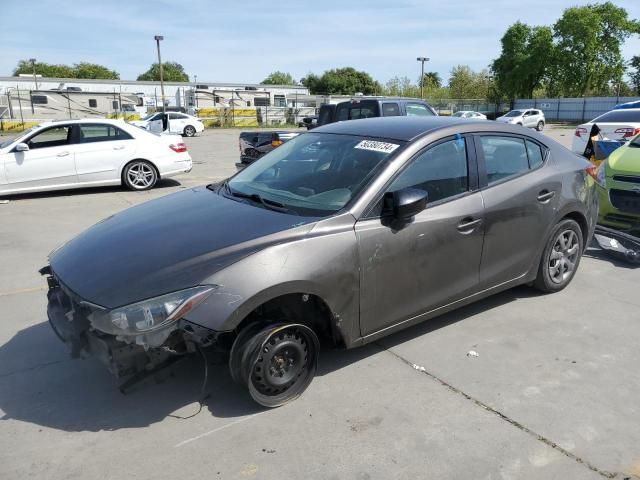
[237,97,437,167]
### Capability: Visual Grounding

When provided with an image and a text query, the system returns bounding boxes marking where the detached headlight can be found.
[89,286,215,336]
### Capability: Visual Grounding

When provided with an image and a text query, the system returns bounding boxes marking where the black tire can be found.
[536,121,545,131]
[122,160,158,191]
[533,219,583,293]
[229,323,319,408]
[183,125,196,137]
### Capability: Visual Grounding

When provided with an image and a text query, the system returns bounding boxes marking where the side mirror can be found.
[387,187,428,221]
[15,143,29,152]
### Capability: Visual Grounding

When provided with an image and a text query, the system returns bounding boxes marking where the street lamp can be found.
[154,35,165,113]
[416,56,430,99]
[29,58,38,90]
[193,74,198,109]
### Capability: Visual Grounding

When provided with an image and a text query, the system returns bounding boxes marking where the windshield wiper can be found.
[222,182,297,215]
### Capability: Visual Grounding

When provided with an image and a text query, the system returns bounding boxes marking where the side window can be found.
[168,113,180,120]
[480,136,529,185]
[88,99,97,108]
[336,104,349,121]
[79,124,132,143]
[387,137,468,205]
[27,126,72,149]
[405,103,434,116]
[382,103,400,117]
[526,140,544,169]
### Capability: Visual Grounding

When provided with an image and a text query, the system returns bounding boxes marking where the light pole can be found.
[416,56,430,99]
[193,74,198,109]
[154,35,165,113]
[29,58,38,90]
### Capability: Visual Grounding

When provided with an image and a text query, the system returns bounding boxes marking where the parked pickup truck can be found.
[238,131,300,168]
[237,97,437,167]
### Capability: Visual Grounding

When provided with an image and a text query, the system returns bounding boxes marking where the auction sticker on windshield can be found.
[354,140,400,154]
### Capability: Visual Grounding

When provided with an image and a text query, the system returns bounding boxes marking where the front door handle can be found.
[457,217,482,234]
[113,145,125,150]
[57,151,70,157]
[537,190,555,202]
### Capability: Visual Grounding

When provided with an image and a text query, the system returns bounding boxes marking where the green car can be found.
[596,134,640,235]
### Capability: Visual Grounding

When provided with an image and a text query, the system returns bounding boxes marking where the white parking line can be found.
[174,411,269,448]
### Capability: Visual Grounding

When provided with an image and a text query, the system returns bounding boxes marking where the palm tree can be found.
[420,72,442,89]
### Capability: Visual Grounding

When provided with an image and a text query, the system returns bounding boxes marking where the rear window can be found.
[592,110,640,123]
[347,101,379,120]
[382,103,400,117]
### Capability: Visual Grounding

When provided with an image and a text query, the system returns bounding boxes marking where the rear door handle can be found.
[57,151,70,157]
[113,145,125,150]
[537,190,555,202]
[457,217,482,234]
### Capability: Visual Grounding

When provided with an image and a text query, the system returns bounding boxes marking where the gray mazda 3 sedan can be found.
[42,116,598,407]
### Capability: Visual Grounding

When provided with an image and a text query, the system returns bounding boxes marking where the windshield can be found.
[141,113,157,121]
[453,112,465,117]
[0,127,36,149]
[504,110,523,117]
[226,132,404,216]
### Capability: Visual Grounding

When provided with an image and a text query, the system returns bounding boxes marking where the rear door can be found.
[3,124,77,190]
[475,134,557,288]
[74,123,135,184]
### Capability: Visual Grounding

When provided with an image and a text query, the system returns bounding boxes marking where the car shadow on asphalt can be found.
[0,286,538,432]
[0,179,182,201]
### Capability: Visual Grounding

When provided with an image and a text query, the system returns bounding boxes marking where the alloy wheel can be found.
[126,162,156,189]
[548,229,580,284]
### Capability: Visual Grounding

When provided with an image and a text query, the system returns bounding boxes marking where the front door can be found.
[74,123,135,184]
[147,113,164,133]
[3,124,77,191]
[356,136,485,336]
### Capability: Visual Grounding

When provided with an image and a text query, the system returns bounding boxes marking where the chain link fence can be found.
[513,96,640,123]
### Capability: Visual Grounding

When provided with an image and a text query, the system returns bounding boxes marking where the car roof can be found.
[313,116,483,141]
[38,118,129,127]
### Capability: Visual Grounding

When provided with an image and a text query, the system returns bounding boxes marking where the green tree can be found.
[72,62,119,79]
[137,62,189,82]
[13,60,74,78]
[491,22,554,99]
[13,60,119,79]
[261,71,297,85]
[300,67,380,95]
[448,65,490,98]
[382,76,419,97]
[629,56,640,94]
[420,71,442,90]
[553,2,640,96]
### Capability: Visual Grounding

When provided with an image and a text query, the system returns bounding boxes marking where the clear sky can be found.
[1,0,639,84]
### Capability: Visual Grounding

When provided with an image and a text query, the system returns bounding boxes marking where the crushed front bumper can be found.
[42,267,223,378]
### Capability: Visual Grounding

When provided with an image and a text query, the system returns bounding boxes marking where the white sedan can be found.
[0,119,192,195]
[130,112,205,137]
[572,108,640,154]
[452,110,487,119]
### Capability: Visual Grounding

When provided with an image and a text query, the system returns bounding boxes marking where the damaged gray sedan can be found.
[42,116,598,407]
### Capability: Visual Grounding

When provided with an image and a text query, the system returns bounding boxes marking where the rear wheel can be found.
[536,121,545,131]
[534,219,583,293]
[123,160,158,191]
[183,125,196,137]
[229,323,319,407]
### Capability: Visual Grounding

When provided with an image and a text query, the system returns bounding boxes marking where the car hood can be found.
[50,186,318,308]
[607,145,640,176]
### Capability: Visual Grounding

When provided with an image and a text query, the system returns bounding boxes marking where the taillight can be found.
[614,127,640,138]
[575,127,587,137]
[271,139,283,148]
[169,143,187,153]
[585,164,598,181]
